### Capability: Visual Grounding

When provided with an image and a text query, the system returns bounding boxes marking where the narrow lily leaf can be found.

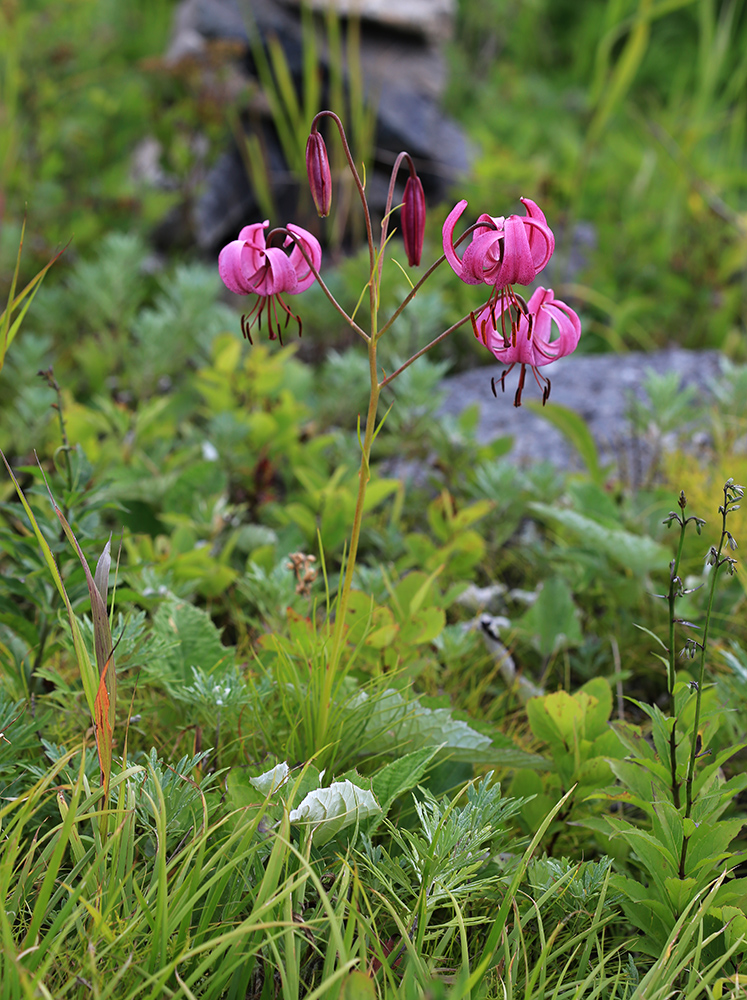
[0,450,98,717]
[633,623,669,650]
[526,400,606,485]
[38,463,116,790]
[0,215,25,370]
[289,780,381,846]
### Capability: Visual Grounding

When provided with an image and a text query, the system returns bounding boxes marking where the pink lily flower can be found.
[473,286,581,406]
[218,221,322,343]
[442,198,555,289]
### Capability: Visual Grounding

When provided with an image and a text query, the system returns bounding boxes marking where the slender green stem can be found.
[379,312,474,389]
[308,115,494,730]
[311,110,376,299]
[667,517,688,696]
[667,506,688,809]
[324,337,380,694]
[268,227,369,342]
[677,481,741,878]
[377,151,416,289]
[377,254,447,338]
[684,524,726,819]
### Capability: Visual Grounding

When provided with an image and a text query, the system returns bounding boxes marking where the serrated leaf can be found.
[361,688,492,753]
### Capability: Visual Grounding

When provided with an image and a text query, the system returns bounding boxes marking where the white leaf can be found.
[249,761,290,795]
[289,780,381,845]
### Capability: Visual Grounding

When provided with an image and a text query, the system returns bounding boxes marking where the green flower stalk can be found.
[218,110,581,702]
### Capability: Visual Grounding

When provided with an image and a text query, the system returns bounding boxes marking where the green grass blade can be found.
[0,231,67,374]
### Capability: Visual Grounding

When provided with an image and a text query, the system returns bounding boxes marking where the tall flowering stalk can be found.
[219,110,581,687]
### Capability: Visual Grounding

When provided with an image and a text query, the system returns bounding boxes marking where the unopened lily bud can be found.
[306,131,332,218]
[402,174,425,266]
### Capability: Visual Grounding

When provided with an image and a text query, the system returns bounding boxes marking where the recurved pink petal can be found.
[286,224,322,293]
[477,287,581,368]
[236,221,270,277]
[500,215,537,286]
[534,301,581,363]
[219,240,253,295]
[460,229,503,284]
[237,221,269,246]
[443,200,482,283]
[519,199,555,274]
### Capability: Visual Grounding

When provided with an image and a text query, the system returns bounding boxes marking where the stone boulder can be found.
[439,347,724,485]
[160,0,469,252]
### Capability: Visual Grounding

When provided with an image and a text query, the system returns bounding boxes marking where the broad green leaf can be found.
[686,817,744,880]
[362,478,399,512]
[451,498,495,532]
[152,599,231,686]
[580,677,613,740]
[341,971,377,1000]
[518,576,582,657]
[529,502,668,576]
[392,570,434,616]
[650,799,683,862]
[611,720,657,761]
[399,606,445,646]
[361,688,492,753]
[284,501,318,540]
[663,876,698,914]
[616,827,678,897]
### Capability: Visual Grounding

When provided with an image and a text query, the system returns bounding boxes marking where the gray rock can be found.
[440,347,724,482]
[278,0,456,43]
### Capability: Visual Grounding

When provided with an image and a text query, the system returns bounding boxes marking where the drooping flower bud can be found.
[401,174,426,266]
[306,130,332,218]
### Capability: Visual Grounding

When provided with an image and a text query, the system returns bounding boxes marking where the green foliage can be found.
[359,773,526,952]
[512,677,624,853]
